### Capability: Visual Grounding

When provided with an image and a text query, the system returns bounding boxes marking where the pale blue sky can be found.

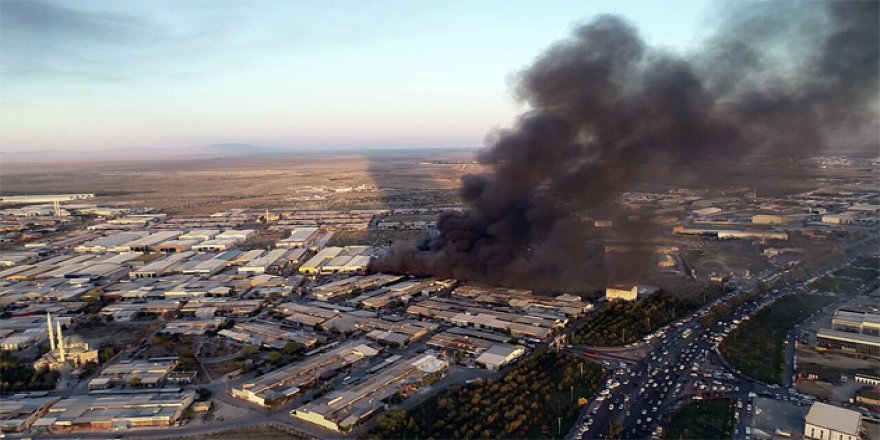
[0,0,714,151]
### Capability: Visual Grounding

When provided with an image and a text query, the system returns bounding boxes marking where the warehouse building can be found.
[475,343,526,370]
[276,227,320,248]
[298,246,372,275]
[0,194,94,204]
[290,353,447,432]
[308,274,402,301]
[752,214,786,225]
[36,391,195,432]
[88,358,179,390]
[407,298,560,341]
[673,226,789,240]
[816,329,880,358]
[178,229,219,241]
[124,231,182,252]
[232,341,379,407]
[75,232,150,253]
[191,239,239,251]
[831,310,880,336]
[218,321,322,349]
[0,396,60,433]
[821,214,856,225]
[804,402,862,440]
[605,284,638,302]
[215,229,255,241]
[238,249,295,274]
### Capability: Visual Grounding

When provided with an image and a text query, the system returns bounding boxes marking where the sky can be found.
[0,0,714,152]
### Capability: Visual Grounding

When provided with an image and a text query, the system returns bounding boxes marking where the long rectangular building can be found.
[291,353,447,432]
[816,328,880,358]
[232,340,379,407]
[37,391,194,432]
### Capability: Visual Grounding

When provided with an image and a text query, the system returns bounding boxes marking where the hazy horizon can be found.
[1,0,713,153]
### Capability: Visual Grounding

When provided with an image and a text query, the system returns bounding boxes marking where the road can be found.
[567,250,877,440]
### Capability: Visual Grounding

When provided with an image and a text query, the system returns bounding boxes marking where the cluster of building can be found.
[816,296,880,358]
[297,246,373,275]
[621,181,879,247]
[87,357,184,390]
[290,353,448,432]
[0,391,196,433]
[604,283,659,302]
[0,303,84,350]
[218,321,323,349]
[232,341,380,406]
[404,284,588,342]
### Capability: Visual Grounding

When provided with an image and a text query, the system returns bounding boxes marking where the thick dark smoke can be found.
[371,1,879,290]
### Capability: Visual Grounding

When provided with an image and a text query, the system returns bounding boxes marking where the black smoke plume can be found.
[371,1,879,290]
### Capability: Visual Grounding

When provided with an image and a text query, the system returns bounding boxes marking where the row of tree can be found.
[366,350,605,440]
[0,350,59,394]
[571,291,703,346]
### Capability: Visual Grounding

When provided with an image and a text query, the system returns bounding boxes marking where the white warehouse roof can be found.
[806,402,861,436]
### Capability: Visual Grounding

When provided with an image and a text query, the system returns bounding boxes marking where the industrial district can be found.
[0,156,877,440]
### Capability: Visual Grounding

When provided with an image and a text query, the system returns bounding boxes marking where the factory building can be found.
[816,329,880,358]
[673,226,788,241]
[298,246,372,275]
[290,353,447,432]
[218,322,321,349]
[123,231,182,252]
[36,391,195,432]
[605,284,638,302]
[191,239,238,251]
[821,214,856,225]
[309,273,403,301]
[752,214,786,225]
[0,396,60,433]
[474,344,525,370]
[832,310,880,336]
[232,341,379,407]
[74,232,150,253]
[0,194,95,204]
[276,227,320,248]
[87,358,179,390]
[178,229,219,241]
[804,402,862,440]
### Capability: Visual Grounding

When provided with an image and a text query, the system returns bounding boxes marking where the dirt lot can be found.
[184,425,307,440]
[75,321,159,350]
[796,348,880,402]
[797,348,880,378]
[0,150,482,214]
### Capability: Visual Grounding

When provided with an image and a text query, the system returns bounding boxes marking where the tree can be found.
[99,347,118,363]
[282,342,304,356]
[242,344,259,358]
[197,387,212,400]
[266,351,283,365]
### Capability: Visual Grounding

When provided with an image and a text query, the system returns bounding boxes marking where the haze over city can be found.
[1,0,711,153]
[0,1,877,440]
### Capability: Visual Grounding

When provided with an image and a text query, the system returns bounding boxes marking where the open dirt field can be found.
[0,150,483,214]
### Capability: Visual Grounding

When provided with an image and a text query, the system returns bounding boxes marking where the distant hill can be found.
[0,144,481,163]
[0,143,294,163]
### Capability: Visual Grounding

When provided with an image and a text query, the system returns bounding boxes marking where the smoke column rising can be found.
[371,1,879,290]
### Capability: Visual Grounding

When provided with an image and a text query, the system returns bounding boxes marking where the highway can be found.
[567,251,877,440]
